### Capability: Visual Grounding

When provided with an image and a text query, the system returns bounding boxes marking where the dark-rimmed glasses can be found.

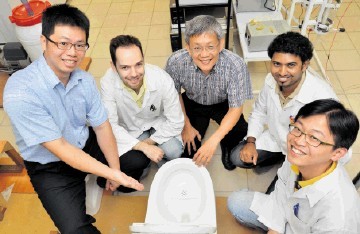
[43,35,89,51]
[288,124,335,147]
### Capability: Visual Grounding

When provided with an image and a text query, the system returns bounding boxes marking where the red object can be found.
[9,0,51,26]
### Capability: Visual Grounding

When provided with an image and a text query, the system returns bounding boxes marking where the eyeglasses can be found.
[288,124,335,147]
[190,44,219,54]
[43,35,89,51]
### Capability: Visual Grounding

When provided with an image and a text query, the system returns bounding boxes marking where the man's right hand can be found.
[240,142,258,165]
[182,122,202,155]
[107,169,144,191]
[142,144,164,163]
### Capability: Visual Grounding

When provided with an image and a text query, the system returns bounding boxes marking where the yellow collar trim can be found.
[291,161,337,188]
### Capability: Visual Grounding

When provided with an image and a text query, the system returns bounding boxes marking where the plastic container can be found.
[85,174,103,216]
[9,1,51,62]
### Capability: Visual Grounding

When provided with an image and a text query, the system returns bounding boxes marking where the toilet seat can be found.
[130,158,216,234]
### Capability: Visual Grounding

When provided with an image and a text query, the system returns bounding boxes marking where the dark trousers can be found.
[24,127,150,234]
[181,93,248,158]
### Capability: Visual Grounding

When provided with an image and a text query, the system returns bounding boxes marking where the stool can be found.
[0,141,24,173]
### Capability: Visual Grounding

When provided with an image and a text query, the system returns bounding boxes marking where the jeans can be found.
[138,128,183,166]
[227,189,268,232]
[230,140,285,168]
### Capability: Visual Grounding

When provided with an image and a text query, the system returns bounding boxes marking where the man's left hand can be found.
[193,139,219,166]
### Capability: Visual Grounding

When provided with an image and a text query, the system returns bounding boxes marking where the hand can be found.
[106,169,144,192]
[182,122,202,155]
[268,229,280,234]
[142,144,164,163]
[240,142,258,165]
[193,139,218,166]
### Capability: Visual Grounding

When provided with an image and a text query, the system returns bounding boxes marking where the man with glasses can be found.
[99,35,184,185]
[165,15,252,169]
[228,99,360,233]
[4,4,143,233]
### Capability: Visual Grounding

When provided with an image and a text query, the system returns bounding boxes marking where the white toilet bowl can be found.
[130,158,216,234]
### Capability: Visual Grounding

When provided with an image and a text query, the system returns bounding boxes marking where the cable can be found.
[325,0,353,71]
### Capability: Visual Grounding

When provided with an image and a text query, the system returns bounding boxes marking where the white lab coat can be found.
[250,160,360,233]
[247,71,338,155]
[100,64,184,156]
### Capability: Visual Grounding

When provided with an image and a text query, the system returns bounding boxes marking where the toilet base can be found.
[130,223,216,234]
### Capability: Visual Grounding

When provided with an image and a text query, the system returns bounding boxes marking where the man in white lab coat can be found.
[229,32,342,182]
[99,35,184,189]
[228,99,360,233]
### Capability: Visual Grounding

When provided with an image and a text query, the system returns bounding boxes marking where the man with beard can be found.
[99,35,184,187]
[228,32,348,192]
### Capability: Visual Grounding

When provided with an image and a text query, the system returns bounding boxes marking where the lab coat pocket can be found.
[288,213,311,233]
[71,99,87,126]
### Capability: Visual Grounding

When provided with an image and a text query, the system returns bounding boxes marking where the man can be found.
[99,35,184,180]
[228,99,360,233]
[4,5,142,233]
[165,15,252,169]
[230,32,340,176]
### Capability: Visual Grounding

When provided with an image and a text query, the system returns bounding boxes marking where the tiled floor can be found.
[0,0,360,232]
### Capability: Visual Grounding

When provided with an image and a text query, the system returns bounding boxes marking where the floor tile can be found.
[247,61,268,73]
[108,2,132,15]
[339,16,360,32]
[335,71,360,94]
[0,126,18,151]
[317,32,355,51]
[246,164,281,193]
[310,50,334,71]
[344,153,360,179]
[88,14,106,28]
[91,42,111,59]
[67,0,91,4]
[348,32,360,49]
[86,2,110,16]
[88,27,101,44]
[144,56,169,68]
[123,26,151,42]
[145,39,172,57]
[127,12,153,26]
[336,1,360,17]
[131,0,155,13]
[154,0,170,12]
[337,94,351,110]
[96,27,125,43]
[148,25,171,40]
[88,58,112,78]
[329,50,360,70]
[70,4,89,13]
[249,72,267,93]
[102,14,129,28]
[324,71,344,95]
[151,11,171,25]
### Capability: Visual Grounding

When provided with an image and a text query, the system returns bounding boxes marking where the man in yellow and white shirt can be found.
[228,99,360,233]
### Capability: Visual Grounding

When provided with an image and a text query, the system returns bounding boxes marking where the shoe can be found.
[221,145,236,171]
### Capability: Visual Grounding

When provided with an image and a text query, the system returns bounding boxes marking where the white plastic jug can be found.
[9,1,51,62]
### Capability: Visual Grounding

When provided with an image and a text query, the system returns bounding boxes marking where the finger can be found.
[105,180,111,190]
[191,140,197,152]
[186,142,192,155]
[196,132,202,141]
[253,154,258,165]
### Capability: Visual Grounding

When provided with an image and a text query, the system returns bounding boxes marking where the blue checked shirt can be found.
[4,55,107,164]
[165,49,253,107]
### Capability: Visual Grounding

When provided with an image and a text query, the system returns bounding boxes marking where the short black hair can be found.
[110,35,143,65]
[295,99,359,149]
[42,4,90,42]
[268,31,313,63]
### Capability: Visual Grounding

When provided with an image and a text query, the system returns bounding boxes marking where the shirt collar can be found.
[291,162,338,207]
[38,54,83,89]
